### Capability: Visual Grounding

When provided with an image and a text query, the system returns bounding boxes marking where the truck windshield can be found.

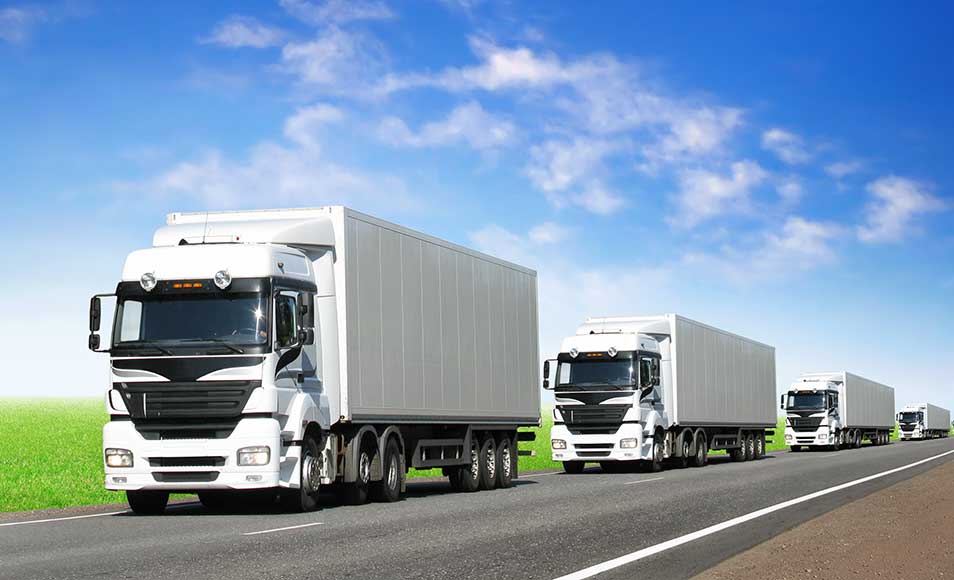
[112,293,268,351]
[898,412,921,423]
[557,359,635,390]
[787,393,826,410]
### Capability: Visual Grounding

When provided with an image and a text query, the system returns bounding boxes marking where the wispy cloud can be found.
[525,138,625,214]
[378,101,515,151]
[200,15,285,49]
[857,176,946,243]
[825,160,863,179]
[280,0,394,25]
[279,26,386,94]
[0,5,47,44]
[672,160,768,227]
[761,128,811,164]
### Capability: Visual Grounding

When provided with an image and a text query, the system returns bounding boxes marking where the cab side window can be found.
[275,295,298,348]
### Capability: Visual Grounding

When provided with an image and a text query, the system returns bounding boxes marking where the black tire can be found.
[730,433,746,462]
[563,461,585,474]
[689,433,708,467]
[198,491,229,511]
[342,439,374,505]
[755,432,765,459]
[478,435,497,490]
[496,437,515,489]
[744,433,755,461]
[853,430,862,449]
[126,490,169,515]
[672,434,691,469]
[832,431,841,451]
[648,433,665,473]
[281,434,322,512]
[370,439,402,503]
[457,437,481,492]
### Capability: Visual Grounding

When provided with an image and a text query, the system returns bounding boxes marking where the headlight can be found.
[214,269,232,290]
[140,272,157,292]
[551,439,567,450]
[237,446,270,466]
[619,438,638,449]
[105,448,133,468]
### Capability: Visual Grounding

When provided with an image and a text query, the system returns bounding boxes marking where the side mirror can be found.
[90,297,102,332]
[299,293,315,328]
[88,334,101,351]
[542,359,556,390]
[298,328,315,346]
[779,394,785,410]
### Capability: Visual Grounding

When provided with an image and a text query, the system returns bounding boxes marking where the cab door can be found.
[273,290,303,415]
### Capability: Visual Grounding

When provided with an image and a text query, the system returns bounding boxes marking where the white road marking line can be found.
[552,447,954,580]
[623,477,664,486]
[0,510,127,527]
[242,522,324,536]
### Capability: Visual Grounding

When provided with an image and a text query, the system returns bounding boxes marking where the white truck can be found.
[897,403,950,440]
[782,372,894,451]
[89,207,540,514]
[545,315,777,473]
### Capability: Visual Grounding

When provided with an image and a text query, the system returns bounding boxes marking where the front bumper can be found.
[550,423,651,462]
[785,427,833,447]
[103,417,287,491]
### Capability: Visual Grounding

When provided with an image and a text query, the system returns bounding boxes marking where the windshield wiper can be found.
[179,338,245,354]
[118,342,174,356]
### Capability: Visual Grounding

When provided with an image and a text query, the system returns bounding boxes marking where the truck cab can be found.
[547,330,665,469]
[782,378,840,449]
[897,405,926,440]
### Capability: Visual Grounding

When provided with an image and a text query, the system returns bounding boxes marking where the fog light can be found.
[238,446,270,466]
[105,448,133,468]
[620,438,638,449]
[214,269,232,290]
[246,475,263,482]
[140,272,157,292]
[111,476,127,484]
[551,439,567,450]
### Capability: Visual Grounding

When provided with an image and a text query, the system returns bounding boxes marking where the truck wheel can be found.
[689,433,708,467]
[744,433,755,461]
[198,491,229,511]
[478,435,497,490]
[370,439,402,503]
[281,434,322,512]
[672,434,691,469]
[496,437,515,488]
[853,431,862,448]
[563,461,585,474]
[730,433,746,462]
[455,438,482,492]
[648,434,665,473]
[755,432,765,458]
[126,490,169,515]
[343,440,374,505]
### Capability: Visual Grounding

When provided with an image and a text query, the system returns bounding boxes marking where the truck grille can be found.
[148,456,226,468]
[788,417,823,432]
[114,380,260,440]
[560,405,628,434]
[152,471,220,483]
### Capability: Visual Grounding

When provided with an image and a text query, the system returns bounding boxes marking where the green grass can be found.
[0,399,939,512]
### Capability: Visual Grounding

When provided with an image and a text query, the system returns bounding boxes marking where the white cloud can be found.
[857,176,946,243]
[825,160,863,179]
[761,128,811,165]
[571,183,625,215]
[378,101,515,150]
[283,102,346,149]
[673,160,768,227]
[139,105,413,211]
[280,0,394,25]
[643,107,743,168]
[0,6,47,44]
[201,15,285,49]
[685,216,842,284]
[280,26,386,94]
[526,138,618,193]
[528,221,567,244]
[777,177,803,204]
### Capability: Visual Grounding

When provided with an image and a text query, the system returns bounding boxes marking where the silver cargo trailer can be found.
[547,314,777,473]
[92,206,540,515]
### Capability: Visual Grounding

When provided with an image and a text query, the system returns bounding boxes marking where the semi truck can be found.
[89,207,540,514]
[897,403,950,440]
[545,315,776,473]
[782,372,894,451]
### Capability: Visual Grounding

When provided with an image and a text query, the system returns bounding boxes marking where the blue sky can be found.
[2,1,952,406]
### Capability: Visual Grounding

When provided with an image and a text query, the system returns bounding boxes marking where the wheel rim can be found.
[302,452,321,494]
[683,439,690,460]
[470,442,480,480]
[386,454,398,490]
[359,451,371,484]
[501,445,512,479]
[655,441,663,464]
[486,444,496,480]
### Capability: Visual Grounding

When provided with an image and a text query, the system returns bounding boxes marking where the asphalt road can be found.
[3,437,954,580]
